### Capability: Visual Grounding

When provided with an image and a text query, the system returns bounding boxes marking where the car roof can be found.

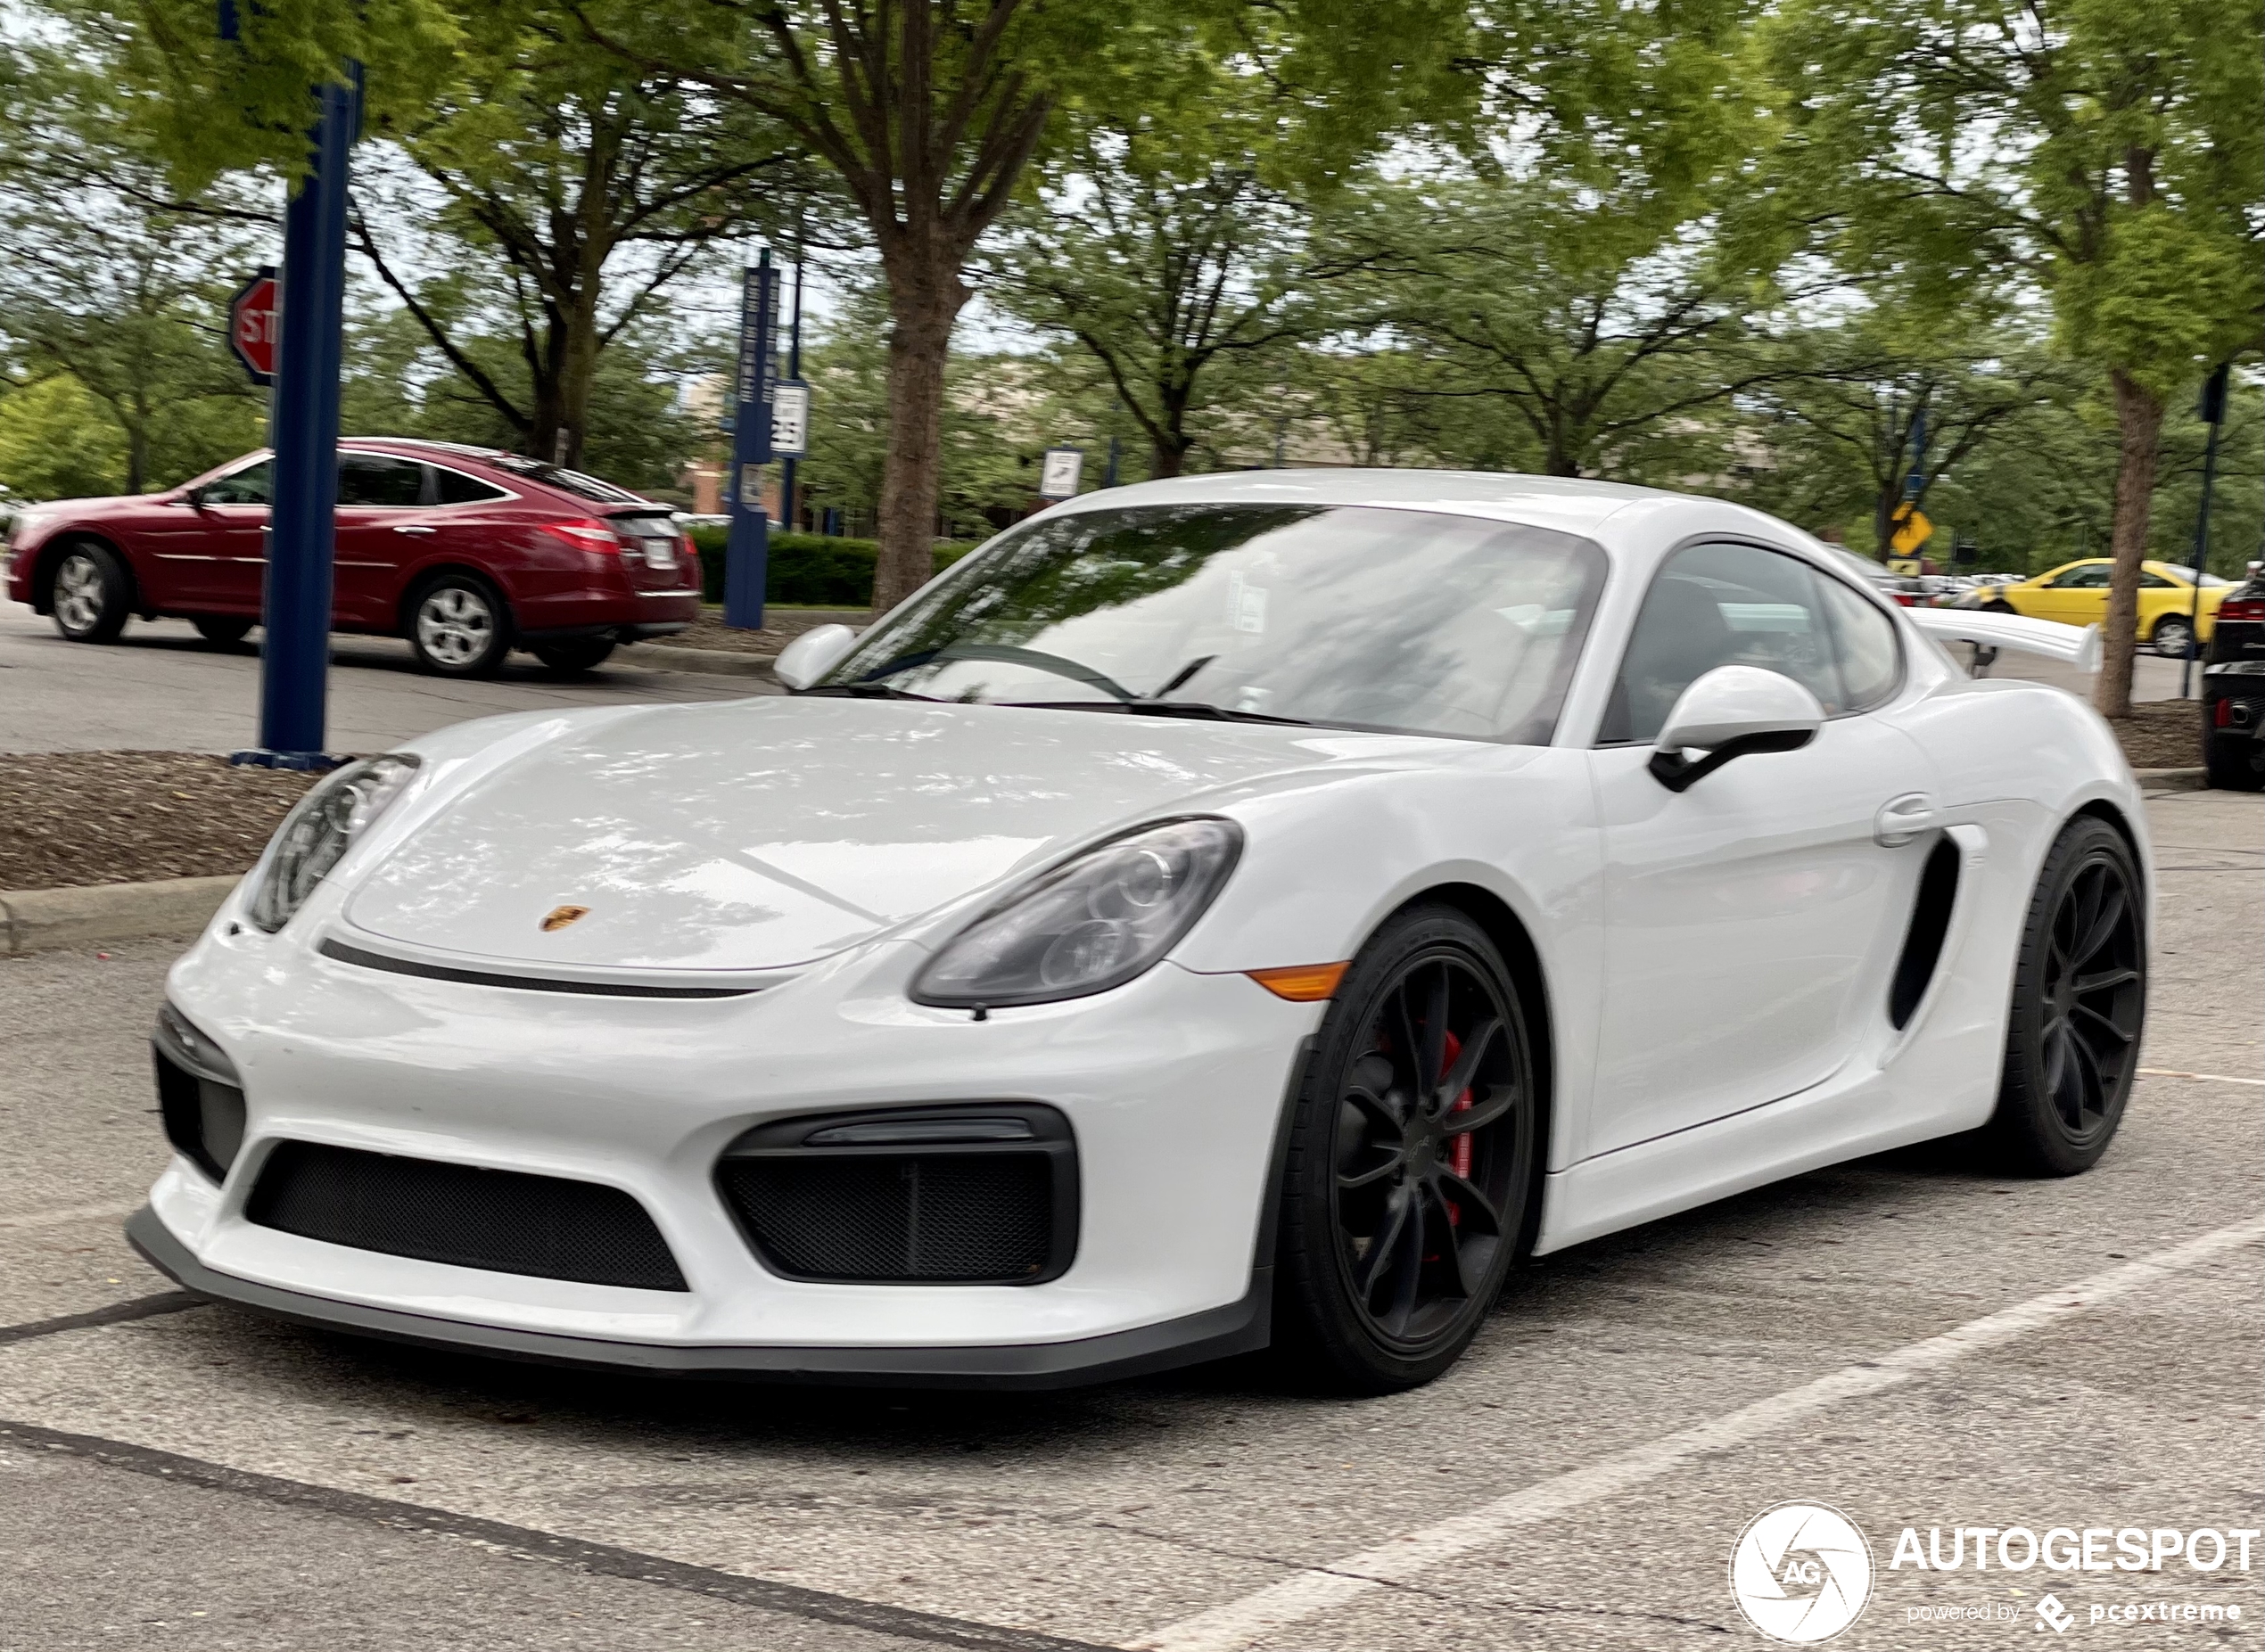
[1041,468,1701,543]
[338,437,507,464]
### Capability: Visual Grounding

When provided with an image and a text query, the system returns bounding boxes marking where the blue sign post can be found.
[240,65,360,768]
[724,253,779,630]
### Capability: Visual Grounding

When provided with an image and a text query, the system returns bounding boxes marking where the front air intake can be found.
[716,1105,1077,1285]
[246,1142,688,1291]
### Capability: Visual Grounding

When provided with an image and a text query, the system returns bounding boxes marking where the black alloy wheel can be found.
[48,543,131,643]
[1984,817,2146,1174]
[192,614,255,647]
[1276,906,1537,1392]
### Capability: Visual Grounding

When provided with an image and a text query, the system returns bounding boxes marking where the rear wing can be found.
[1909,609,2102,673]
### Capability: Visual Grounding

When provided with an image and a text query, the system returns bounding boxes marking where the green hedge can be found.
[688,527,979,607]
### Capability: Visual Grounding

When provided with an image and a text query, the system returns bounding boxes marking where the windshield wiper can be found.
[1003,699,1314,727]
[796,682,948,702]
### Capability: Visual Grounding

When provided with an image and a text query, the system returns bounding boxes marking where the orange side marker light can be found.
[1245,962,1350,1002]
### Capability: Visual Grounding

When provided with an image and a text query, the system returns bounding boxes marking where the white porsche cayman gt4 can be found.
[133,472,2146,1393]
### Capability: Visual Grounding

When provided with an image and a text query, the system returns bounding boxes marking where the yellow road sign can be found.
[1889,505,1933,555]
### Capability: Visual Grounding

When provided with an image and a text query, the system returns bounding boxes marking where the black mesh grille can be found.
[721,1149,1059,1283]
[247,1142,687,1291]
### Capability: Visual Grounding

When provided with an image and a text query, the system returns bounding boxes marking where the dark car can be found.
[2,439,701,675]
[2201,564,2265,790]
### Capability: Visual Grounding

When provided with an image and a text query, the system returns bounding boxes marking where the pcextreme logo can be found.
[1730,1501,1876,1643]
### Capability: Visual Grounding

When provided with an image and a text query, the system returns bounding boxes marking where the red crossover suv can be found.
[2,438,702,675]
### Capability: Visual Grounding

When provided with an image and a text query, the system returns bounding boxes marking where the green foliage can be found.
[93,0,465,191]
[350,5,805,466]
[1768,0,2265,392]
[0,375,124,498]
[339,299,716,493]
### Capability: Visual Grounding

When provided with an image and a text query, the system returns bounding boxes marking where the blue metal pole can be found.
[723,251,778,630]
[2180,364,2229,700]
[246,66,360,766]
[778,240,803,535]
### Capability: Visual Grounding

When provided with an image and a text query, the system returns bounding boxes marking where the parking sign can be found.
[1039,448,1083,499]
[770,381,811,456]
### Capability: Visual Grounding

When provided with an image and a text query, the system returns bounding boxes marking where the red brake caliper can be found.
[1439,1028,1473,1223]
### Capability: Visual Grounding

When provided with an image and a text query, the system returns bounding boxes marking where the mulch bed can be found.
[0,752,317,892]
[671,606,869,656]
[2106,700,2204,771]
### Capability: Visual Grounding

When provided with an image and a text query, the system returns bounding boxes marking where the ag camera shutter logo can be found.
[1730,1501,1875,1643]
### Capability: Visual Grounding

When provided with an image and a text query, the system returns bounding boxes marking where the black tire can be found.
[405,572,512,677]
[47,543,131,643]
[192,614,255,647]
[1981,817,2146,1175]
[530,636,616,674]
[2150,614,2195,659]
[2203,727,2265,791]
[1984,601,2017,615]
[1274,905,1539,1393]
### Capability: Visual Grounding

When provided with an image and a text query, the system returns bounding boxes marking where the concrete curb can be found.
[2134,767,2208,792]
[630,642,776,678]
[0,875,239,957]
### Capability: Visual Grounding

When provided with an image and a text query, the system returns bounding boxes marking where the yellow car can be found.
[1978,558,2235,657]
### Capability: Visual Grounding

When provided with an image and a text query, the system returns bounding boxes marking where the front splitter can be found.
[126,1206,1270,1390]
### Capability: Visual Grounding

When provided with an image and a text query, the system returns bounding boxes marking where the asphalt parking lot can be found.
[0,782,2255,1651]
[0,606,770,756]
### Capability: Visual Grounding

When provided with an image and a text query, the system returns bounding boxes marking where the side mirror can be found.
[773,623,860,690]
[181,485,209,508]
[1649,665,1824,793]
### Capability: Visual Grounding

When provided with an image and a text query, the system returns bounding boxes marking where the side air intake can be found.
[1888,837,1962,1030]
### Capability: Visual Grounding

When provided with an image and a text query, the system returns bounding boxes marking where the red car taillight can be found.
[2217,698,2236,727]
[542,517,624,550]
[2218,596,2265,621]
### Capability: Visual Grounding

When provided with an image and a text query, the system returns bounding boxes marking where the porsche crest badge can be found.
[540,904,591,933]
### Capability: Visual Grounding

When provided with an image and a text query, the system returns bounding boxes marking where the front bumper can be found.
[128,1206,1271,1388]
[148,898,1317,1385]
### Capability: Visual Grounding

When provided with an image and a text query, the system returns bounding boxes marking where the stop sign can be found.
[228,266,279,385]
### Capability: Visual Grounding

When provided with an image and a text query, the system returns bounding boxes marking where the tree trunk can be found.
[1149,442,1186,479]
[556,291,602,472]
[873,255,969,612]
[124,415,148,495]
[2095,370,2164,718]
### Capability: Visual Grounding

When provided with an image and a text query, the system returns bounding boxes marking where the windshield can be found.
[818,503,1609,743]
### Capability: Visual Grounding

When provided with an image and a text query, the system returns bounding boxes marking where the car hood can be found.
[342,696,1442,973]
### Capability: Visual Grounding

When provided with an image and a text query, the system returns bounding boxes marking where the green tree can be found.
[985,59,1329,480]
[576,0,1475,609]
[339,288,719,491]
[0,36,268,494]
[1770,0,2265,714]
[349,7,806,468]
[1738,319,2072,556]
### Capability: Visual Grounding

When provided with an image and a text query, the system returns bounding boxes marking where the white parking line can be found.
[2137,1068,2265,1088]
[0,1202,136,1232]
[1131,1213,2265,1652]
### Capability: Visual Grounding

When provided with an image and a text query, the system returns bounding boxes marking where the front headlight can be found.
[246,754,421,933]
[910,818,1242,1008]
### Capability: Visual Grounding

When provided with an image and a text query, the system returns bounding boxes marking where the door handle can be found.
[1874,793,1937,847]
[392,524,437,536]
